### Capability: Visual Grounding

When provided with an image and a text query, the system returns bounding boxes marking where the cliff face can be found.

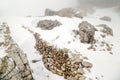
[0,23,33,80]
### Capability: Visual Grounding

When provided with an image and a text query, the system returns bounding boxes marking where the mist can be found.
[0,0,120,16]
[77,0,120,8]
[0,0,78,16]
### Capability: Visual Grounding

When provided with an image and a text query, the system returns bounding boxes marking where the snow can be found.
[0,25,7,58]
[0,48,7,58]
[0,8,120,80]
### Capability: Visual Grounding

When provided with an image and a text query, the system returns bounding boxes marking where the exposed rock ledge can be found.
[0,23,33,80]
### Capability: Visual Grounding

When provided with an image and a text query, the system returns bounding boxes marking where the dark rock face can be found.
[37,20,62,30]
[45,8,83,18]
[0,23,33,80]
[34,33,92,80]
[78,21,97,43]
[56,8,75,17]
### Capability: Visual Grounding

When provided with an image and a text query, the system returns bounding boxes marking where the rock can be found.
[0,42,4,46]
[79,76,86,80]
[73,30,79,35]
[0,23,33,80]
[109,52,113,55]
[31,59,40,63]
[45,8,83,18]
[77,68,85,74]
[45,9,56,16]
[37,20,62,30]
[101,34,106,38]
[97,24,113,36]
[100,16,111,22]
[78,21,97,43]
[0,57,8,75]
[27,75,33,80]
[82,61,93,68]
[105,43,112,51]
[34,33,92,80]
[56,8,74,17]
[68,76,74,80]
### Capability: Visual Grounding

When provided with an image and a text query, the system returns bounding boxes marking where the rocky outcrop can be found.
[34,33,92,80]
[45,9,57,16]
[78,21,97,44]
[37,20,62,30]
[45,8,83,18]
[97,24,113,36]
[0,23,33,80]
[100,16,111,22]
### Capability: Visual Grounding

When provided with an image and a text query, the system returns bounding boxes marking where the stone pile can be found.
[34,33,92,80]
[37,20,62,30]
[78,21,97,44]
[0,23,33,80]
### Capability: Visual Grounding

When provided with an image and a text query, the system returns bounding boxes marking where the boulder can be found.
[37,20,62,30]
[100,16,111,22]
[0,23,33,80]
[78,21,97,43]
[45,8,83,18]
[97,24,113,36]
[56,8,74,17]
[45,9,56,16]
[82,61,93,68]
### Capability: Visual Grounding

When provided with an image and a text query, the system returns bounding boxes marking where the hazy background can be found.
[0,0,120,16]
[77,0,120,8]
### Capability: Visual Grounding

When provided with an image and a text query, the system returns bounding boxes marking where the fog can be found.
[0,0,78,16]
[0,0,120,16]
[77,0,120,8]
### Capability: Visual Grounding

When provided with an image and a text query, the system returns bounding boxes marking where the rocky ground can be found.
[0,7,120,80]
[0,23,33,80]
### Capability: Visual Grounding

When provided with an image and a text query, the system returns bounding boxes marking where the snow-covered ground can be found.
[0,8,120,80]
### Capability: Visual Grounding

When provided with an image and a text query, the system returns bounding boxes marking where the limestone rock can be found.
[77,68,85,75]
[73,30,79,35]
[100,16,111,22]
[45,9,56,16]
[79,76,86,80]
[56,8,75,17]
[97,24,113,36]
[82,61,93,68]
[79,21,97,43]
[37,20,62,30]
